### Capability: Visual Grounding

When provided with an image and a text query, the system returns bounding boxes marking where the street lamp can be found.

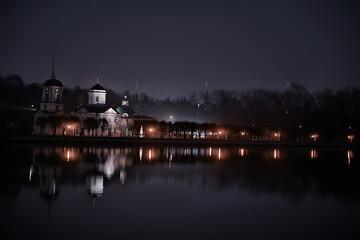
[148,128,155,137]
[273,132,280,141]
[310,133,319,142]
[347,135,355,143]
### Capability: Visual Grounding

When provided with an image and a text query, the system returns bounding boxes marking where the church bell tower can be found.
[40,51,64,112]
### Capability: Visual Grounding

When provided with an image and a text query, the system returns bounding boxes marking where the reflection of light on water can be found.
[66,150,70,161]
[51,179,56,195]
[168,147,173,167]
[29,165,33,182]
[310,149,318,159]
[209,147,212,157]
[347,150,354,167]
[139,147,143,162]
[88,176,103,197]
[218,148,221,160]
[149,149,152,160]
[239,148,244,157]
[103,159,115,179]
[119,169,126,184]
[273,149,279,159]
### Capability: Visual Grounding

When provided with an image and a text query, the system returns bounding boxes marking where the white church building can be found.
[72,79,120,136]
[34,52,155,137]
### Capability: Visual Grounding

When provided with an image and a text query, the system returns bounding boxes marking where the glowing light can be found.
[347,150,354,167]
[169,115,173,119]
[29,165,33,181]
[139,147,143,162]
[310,149,318,159]
[299,125,302,128]
[239,148,244,157]
[149,128,153,132]
[241,131,245,136]
[67,125,71,129]
[347,135,355,143]
[66,150,70,161]
[273,149,279,159]
[218,148,221,160]
[310,133,319,142]
[219,131,222,134]
[209,147,212,157]
[148,149,152,160]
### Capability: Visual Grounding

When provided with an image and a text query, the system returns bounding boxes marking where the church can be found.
[34,52,155,137]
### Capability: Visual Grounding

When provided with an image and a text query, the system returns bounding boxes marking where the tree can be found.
[35,116,48,135]
[47,116,65,135]
[200,123,210,139]
[98,118,109,137]
[159,121,167,138]
[83,118,99,136]
[188,122,198,139]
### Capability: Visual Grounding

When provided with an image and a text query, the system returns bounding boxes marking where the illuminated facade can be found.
[33,52,155,137]
[72,80,120,136]
[33,51,66,135]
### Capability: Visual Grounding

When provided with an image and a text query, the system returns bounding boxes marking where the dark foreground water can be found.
[1,145,360,239]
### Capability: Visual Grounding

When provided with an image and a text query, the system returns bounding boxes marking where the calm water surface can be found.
[1,145,360,239]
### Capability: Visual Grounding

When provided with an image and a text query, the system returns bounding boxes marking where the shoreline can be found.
[0,135,358,148]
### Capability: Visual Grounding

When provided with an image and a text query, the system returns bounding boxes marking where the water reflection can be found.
[2,146,360,239]
[2,146,360,204]
[310,149,318,159]
[348,150,354,167]
[273,149,280,159]
[87,175,103,197]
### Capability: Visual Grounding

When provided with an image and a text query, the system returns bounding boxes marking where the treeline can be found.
[1,74,359,138]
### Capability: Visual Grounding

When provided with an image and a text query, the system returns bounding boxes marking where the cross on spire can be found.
[96,77,100,84]
[51,50,56,79]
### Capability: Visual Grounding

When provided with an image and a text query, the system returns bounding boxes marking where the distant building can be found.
[34,52,156,137]
[72,79,120,136]
[33,51,66,135]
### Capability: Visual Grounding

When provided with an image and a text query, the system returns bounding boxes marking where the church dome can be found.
[90,83,105,90]
[43,78,63,87]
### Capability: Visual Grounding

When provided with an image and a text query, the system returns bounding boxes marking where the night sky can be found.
[1,0,359,98]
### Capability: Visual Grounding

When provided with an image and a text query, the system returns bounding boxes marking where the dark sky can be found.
[1,0,359,98]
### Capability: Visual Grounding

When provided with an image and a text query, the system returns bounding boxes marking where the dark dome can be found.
[43,78,63,87]
[90,83,105,90]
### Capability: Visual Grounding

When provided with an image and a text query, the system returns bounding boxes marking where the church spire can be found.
[51,50,56,79]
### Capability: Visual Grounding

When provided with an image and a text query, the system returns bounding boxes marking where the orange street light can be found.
[310,133,319,142]
[347,135,355,143]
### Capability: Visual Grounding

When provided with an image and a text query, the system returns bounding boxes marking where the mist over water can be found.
[1,145,360,239]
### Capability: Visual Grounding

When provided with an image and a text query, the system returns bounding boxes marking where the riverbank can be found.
[0,135,358,148]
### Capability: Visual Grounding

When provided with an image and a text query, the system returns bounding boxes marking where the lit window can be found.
[55,89,59,102]
[45,89,49,102]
